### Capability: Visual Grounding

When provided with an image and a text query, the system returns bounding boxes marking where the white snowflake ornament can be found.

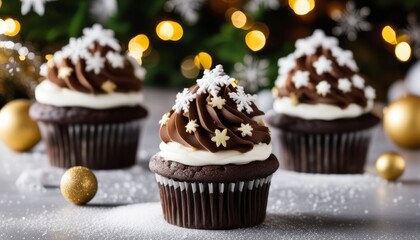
[351,75,365,89]
[85,52,105,74]
[238,123,253,137]
[316,81,331,96]
[185,119,199,134]
[172,88,197,114]
[338,78,352,93]
[196,65,234,97]
[21,0,49,16]
[244,0,280,14]
[106,51,125,68]
[292,70,310,88]
[164,0,205,24]
[228,86,257,114]
[233,55,269,93]
[313,56,332,75]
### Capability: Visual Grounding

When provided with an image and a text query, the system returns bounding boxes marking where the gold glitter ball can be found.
[60,166,98,205]
[375,152,406,181]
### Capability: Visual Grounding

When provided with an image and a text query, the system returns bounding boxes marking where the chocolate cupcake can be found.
[30,24,148,169]
[149,65,278,229]
[266,30,380,174]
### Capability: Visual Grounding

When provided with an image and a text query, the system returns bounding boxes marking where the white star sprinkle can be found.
[365,86,376,99]
[228,86,257,114]
[58,66,73,79]
[159,112,171,127]
[172,88,197,114]
[313,56,332,75]
[208,96,226,109]
[316,81,331,96]
[338,78,352,93]
[331,47,359,71]
[83,24,121,51]
[196,64,234,97]
[238,123,253,137]
[85,52,105,75]
[211,129,230,147]
[277,54,296,75]
[352,75,365,89]
[185,119,199,134]
[291,70,310,88]
[106,51,125,68]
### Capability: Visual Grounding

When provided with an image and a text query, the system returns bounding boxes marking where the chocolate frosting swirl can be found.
[160,66,271,153]
[47,25,143,94]
[274,30,373,109]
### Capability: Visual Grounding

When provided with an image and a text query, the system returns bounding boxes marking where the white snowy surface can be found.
[1,88,420,239]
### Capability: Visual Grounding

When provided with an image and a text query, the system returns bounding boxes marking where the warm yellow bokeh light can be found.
[7,20,20,36]
[245,30,266,51]
[156,21,183,41]
[395,42,411,62]
[19,55,26,61]
[231,10,247,29]
[45,54,53,61]
[0,19,6,34]
[382,26,397,45]
[129,34,150,53]
[289,0,315,15]
[181,57,199,79]
[4,18,16,35]
[194,52,212,70]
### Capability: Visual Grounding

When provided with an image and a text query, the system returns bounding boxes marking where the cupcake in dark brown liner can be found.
[149,65,278,229]
[30,24,148,169]
[266,30,380,174]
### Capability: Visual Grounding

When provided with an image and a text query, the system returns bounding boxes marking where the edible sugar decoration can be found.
[313,56,333,75]
[172,88,197,114]
[338,78,352,93]
[82,24,121,51]
[101,80,117,93]
[316,81,331,96]
[365,86,376,99]
[228,86,257,114]
[238,123,253,137]
[62,38,88,65]
[196,64,234,97]
[185,119,199,134]
[351,75,365,89]
[106,52,125,68]
[294,38,317,58]
[331,47,358,71]
[159,113,171,127]
[208,96,226,109]
[85,52,105,74]
[291,70,310,88]
[211,129,230,147]
[277,54,296,75]
[275,74,287,88]
[58,66,73,79]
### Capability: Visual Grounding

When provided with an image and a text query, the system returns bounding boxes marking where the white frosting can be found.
[158,142,272,166]
[35,80,144,109]
[273,97,373,120]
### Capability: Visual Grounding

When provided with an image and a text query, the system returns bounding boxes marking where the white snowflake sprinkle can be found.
[211,129,230,147]
[196,65,234,97]
[352,75,365,89]
[106,51,125,68]
[295,38,317,58]
[278,54,296,75]
[185,119,199,134]
[338,78,352,93]
[159,113,171,127]
[331,1,372,41]
[172,88,197,114]
[85,52,105,75]
[208,96,226,109]
[238,123,253,137]
[83,24,121,51]
[331,47,358,71]
[233,55,269,93]
[228,86,257,114]
[316,81,331,96]
[58,66,73,79]
[62,38,88,65]
[164,0,205,24]
[313,56,332,75]
[291,70,310,88]
[365,86,376,99]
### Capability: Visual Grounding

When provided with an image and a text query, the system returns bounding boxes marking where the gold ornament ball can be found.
[383,95,420,149]
[0,99,41,152]
[60,166,98,205]
[376,152,406,181]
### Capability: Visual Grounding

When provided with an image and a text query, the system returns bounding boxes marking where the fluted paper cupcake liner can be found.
[155,174,273,229]
[38,120,142,169]
[275,129,374,174]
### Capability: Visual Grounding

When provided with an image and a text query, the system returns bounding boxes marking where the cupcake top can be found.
[273,30,376,120]
[35,24,146,109]
[159,65,272,166]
